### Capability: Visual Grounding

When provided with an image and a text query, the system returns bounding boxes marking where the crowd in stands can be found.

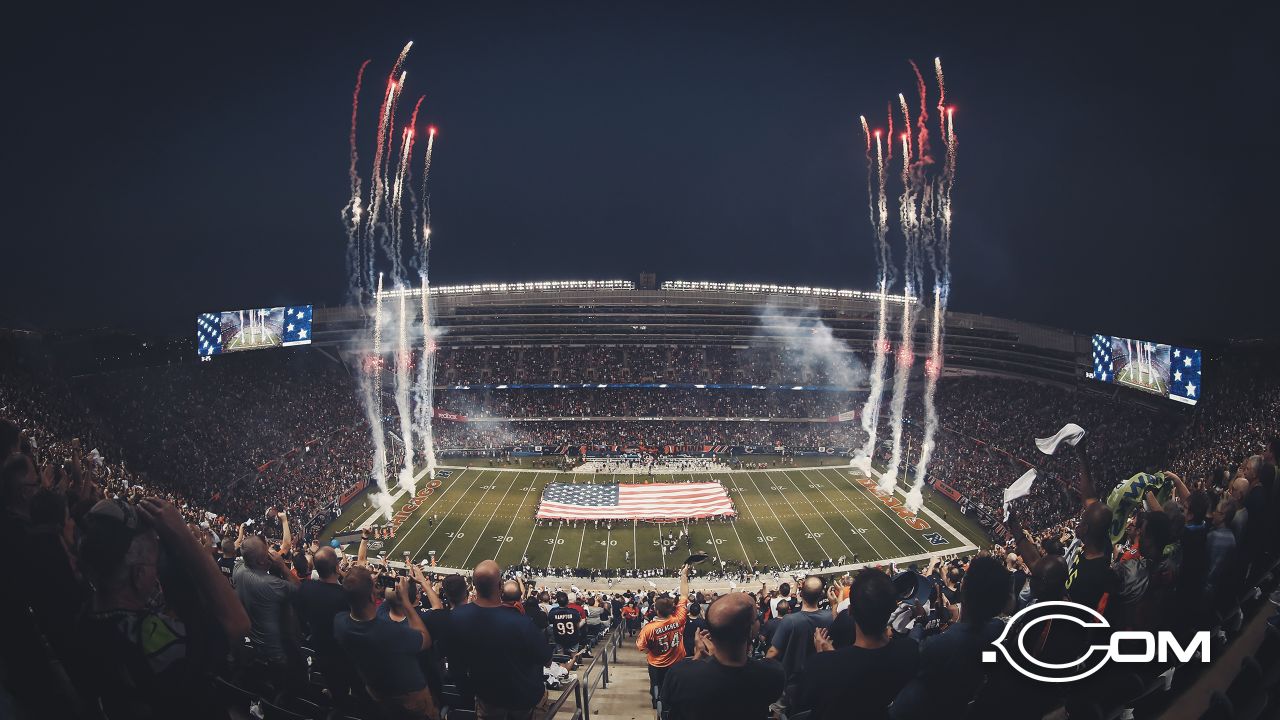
[435,387,852,418]
[434,344,858,386]
[4,328,1280,718]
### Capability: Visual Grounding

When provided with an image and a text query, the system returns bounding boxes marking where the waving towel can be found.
[1003,468,1038,521]
[1035,423,1087,455]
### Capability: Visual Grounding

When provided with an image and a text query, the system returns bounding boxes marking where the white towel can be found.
[1035,423,1087,455]
[1003,468,1038,521]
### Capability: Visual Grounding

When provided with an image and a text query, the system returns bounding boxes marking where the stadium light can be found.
[659,279,915,303]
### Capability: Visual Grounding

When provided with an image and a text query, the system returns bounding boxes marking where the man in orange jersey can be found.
[636,563,690,708]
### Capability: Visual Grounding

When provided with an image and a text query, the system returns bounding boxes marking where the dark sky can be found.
[7,1,1278,343]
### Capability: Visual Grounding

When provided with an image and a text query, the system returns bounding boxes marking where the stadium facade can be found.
[313,278,1084,386]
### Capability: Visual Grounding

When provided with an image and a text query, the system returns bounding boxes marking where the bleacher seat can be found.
[1199,691,1233,720]
[1223,657,1267,720]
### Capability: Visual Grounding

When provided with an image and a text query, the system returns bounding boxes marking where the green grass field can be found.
[322,462,987,574]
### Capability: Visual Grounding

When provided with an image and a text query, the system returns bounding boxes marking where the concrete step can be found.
[574,633,658,720]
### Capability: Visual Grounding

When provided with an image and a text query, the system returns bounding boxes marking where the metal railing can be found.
[539,676,582,720]
[578,625,627,717]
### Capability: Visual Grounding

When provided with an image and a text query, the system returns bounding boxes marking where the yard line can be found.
[387,468,468,556]
[723,514,754,568]
[740,470,809,559]
[460,470,524,568]
[406,469,487,559]
[495,471,543,562]
[435,472,505,562]
[547,522,563,567]
[411,470,492,560]
[723,474,781,567]
[822,467,929,555]
[657,522,667,569]
[518,472,554,564]
[795,467,898,557]
[772,470,856,558]
[632,520,638,570]
[575,523,587,567]
[805,467,909,558]
[605,526,611,569]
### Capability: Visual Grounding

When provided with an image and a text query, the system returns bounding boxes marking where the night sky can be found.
[7,1,1278,342]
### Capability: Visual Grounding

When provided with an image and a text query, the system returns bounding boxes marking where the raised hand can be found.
[136,497,189,543]
[813,627,834,653]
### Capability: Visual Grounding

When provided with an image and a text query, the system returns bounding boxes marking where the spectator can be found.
[334,566,437,719]
[548,591,584,655]
[294,545,355,704]
[448,560,552,719]
[799,568,918,719]
[682,601,706,656]
[77,497,250,719]
[661,592,784,719]
[890,556,1011,720]
[637,564,691,707]
[761,596,789,648]
[234,534,301,684]
[766,575,832,713]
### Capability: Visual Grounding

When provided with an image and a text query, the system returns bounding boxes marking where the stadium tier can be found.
[311,280,1083,384]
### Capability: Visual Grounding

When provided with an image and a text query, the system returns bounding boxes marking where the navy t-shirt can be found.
[548,606,582,647]
[450,603,553,708]
[333,607,428,697]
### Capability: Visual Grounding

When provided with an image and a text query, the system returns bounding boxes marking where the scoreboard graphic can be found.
[1088,333,1201,405]
[197,305,312,357]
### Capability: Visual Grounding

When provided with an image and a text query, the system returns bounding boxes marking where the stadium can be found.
[5,6,1278,720]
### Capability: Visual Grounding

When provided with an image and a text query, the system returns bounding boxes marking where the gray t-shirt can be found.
[770,608,832,681]
[233,559,295,662]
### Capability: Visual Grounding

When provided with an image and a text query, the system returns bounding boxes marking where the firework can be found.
[343,60,370,298]
[396,290,416,494]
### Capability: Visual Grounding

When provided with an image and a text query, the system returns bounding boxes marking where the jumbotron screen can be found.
[196,305,313,357]
[1088,333,1201,405]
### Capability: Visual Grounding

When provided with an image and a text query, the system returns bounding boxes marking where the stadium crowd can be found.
[434,344,858,386]
[4,330,1280,718]
[434,388,852,419]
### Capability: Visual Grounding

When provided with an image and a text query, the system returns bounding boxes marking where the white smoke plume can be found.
[756,303,867,389]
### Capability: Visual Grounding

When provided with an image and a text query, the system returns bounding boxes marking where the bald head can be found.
[473,560,501,600]
[706,592,757,659]
[799,575,825,607]
[314,546,339,579]
[242,536,270,570]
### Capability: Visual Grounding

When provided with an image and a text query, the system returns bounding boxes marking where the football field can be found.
[322,465,983,573]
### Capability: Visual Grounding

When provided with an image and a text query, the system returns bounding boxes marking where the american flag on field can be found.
[536,482,736,521]
[1168,346,1202,405]
[281,305,313,346]
[1091,334,1113,383]
[196,313,223,356]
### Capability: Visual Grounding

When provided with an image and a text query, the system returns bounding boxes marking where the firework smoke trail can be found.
[416,271,438,480]
[364,76,398,292]
[415,128,438,480]
[853,130,892,473]
[906,60,955,513]
[879,132,921,493]
[395,290,416,494]
[906,286,943,511]
[886,102,894,163]
[343,60,370,299]
[358,272,393,520]
[934,58,946,151]
[898,94,912,160]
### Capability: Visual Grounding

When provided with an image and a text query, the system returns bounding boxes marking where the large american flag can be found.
[536,482,736,521]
